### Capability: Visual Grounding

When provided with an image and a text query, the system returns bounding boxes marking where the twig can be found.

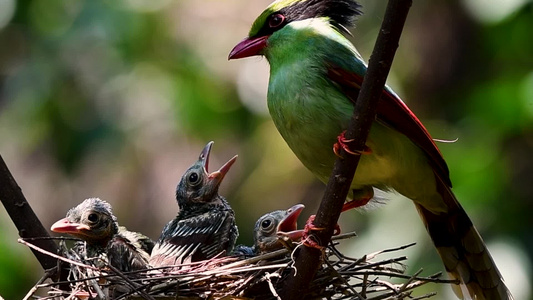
[278,0,413,299]
[365,242,416,260]
[105,264,155,300]
[398,269,423,293]
[18,238,98,270]
[324,254,363,299]
[25,233,449,299]
[89,278,106,300]
[362,272,369,299]
[264,272,282,300]
[22,270,53,300]
[411,292,438,300]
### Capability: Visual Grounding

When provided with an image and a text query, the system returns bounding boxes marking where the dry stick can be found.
[278,0,413,299]
[0,155,69,284]
[22,270,54,300]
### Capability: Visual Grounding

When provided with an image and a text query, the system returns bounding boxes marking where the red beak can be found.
[201,141,238,187]
[51,218,90,234]
[277,204,305,241]
[228,36,268,60]
[207,155,238,182]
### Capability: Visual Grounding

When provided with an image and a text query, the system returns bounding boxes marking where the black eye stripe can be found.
[252,0,362,38]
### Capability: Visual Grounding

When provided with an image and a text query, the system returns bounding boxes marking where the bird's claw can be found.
[341,197,372,212]
[341,188,375,212]
[302,215,342,250]
[303,215,324,249]
[333,224,341,236]
[333,131,372,158]
[304,215,324,231]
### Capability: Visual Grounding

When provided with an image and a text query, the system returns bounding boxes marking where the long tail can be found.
[414,175,513,300]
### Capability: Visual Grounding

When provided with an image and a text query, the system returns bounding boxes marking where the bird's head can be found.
[176,141,237,209]
[228,0,361,60]
[254,204,305,254]
[51,198,118,247]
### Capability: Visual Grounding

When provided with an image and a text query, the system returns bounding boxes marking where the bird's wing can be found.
[326,64,451,186]
[107,231,151,272]
[149,210,234,267]
[129,231,155,254]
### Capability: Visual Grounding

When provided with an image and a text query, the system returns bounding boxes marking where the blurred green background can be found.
[0,0,531,299]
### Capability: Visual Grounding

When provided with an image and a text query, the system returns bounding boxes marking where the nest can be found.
[20,233,455,300]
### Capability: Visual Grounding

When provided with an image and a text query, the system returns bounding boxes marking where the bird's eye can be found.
[188,172,200,185]
[87,213,98,223]
[268,14,285,28]
[261,218,275,232]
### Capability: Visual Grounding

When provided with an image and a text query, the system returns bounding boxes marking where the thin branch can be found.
[22,270,53,300]
[18,238,97,270]
[278,0,413,298]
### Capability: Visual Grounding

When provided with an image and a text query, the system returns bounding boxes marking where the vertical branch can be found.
[0,154,63,280]
[279,0,412,298]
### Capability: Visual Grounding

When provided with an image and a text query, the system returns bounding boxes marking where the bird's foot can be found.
[341,188,375,212]
[333,131,372,158]
[302,215,341,249]
[302,215,324,249]
[341,196,372,212]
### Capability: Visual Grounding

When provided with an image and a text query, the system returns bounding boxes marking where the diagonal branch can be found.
[0,154,66,282]
[279,0,413,298]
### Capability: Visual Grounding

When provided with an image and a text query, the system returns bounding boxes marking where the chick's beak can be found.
[277,204,305,240]
[207,155,238,184]
[51,218,91,234]
[199,141,214,173]
[228,36,268,60]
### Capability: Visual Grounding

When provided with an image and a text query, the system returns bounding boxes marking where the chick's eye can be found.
[188,172,200,185]
[269,14,285,28]
[87,213,98,223]
[261,218,274,230]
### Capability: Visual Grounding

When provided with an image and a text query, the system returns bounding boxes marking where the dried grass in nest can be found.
[20,233,457,300]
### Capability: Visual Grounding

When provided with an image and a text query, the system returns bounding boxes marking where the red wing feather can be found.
[327,65,451,187]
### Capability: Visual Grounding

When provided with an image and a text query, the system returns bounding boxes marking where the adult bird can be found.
[234,204,305,256]
[228,0,512,299]
[149,142,239,268]
[51,197,154,273]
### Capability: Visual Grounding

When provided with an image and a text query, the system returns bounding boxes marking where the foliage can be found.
[0,0,531,298]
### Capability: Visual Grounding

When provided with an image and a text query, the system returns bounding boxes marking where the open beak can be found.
[277,204,305,241]
[200,141,238,188]
[228,36,268,60]
[51,218,90,234]
[207,155,238,184]
[199,141,214,173]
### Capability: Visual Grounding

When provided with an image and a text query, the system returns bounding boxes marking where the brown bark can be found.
[0,154,67,283]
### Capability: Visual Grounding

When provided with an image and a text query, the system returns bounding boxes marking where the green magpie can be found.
[228,0,512,299]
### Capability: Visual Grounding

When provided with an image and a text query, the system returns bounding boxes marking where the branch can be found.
[279,0,413,298]
[0,154,66,281]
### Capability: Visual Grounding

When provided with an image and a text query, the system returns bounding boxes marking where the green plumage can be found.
[265,17,443,211]
[229,0,513,298]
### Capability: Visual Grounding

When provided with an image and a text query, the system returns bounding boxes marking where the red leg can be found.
[341,187,374,212]
[302,216,342,249]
